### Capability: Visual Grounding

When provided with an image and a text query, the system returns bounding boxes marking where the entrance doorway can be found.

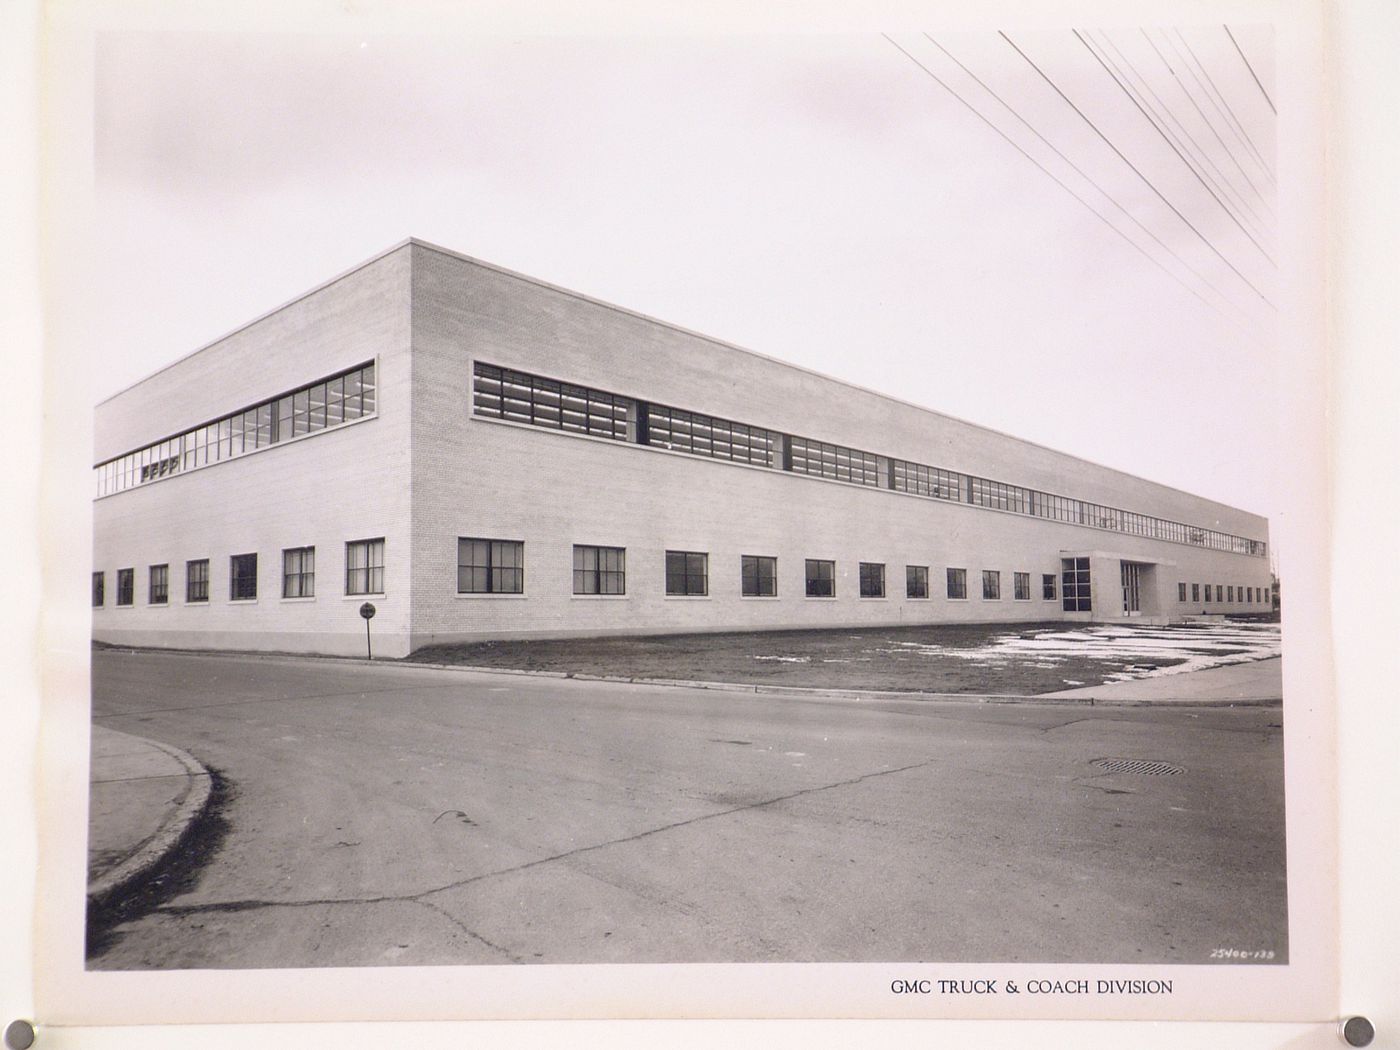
[1121,561,1143,616]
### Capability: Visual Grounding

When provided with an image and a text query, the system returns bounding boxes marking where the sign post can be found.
[359,602,376,660]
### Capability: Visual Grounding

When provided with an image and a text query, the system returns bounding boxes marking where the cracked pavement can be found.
[88,650,1287,969]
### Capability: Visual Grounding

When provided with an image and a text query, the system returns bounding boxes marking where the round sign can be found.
[359,602,376,620]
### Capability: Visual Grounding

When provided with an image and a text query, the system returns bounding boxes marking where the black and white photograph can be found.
[14,0,1388,1038]
[82,20,1290,968]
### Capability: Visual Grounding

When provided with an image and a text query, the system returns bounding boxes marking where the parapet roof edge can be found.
[95,236,1267,525]
[408,239,1268,525]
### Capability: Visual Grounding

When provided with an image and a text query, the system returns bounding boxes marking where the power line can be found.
[1153,28,1276,210]
[880,34,1255,333]
[1007,30,1275,308]
[1174,28,1276,183]
[1224,25,1276,116]
[922,33,1257,325]
[1094,29,1270,242]
[1069,28,1276,270]
[1118,29,1272,244]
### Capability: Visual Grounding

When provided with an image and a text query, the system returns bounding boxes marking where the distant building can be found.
[91,239,1273,658]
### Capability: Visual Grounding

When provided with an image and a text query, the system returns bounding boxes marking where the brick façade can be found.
[92,239,1273,658]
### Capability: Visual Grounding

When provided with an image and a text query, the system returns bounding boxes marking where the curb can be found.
[93,645,1283,708]
[87,736,214,910]
[407,662,1283,708]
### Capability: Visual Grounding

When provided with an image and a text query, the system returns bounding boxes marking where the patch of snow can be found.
[944,623,1279,680]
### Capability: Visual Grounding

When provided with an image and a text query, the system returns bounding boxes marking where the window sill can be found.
[571,593,629,600]
[664,595,711,600]
[859,596,888,601]
[185,600,210,606]
[228,599,258,605]
[804,596,838,601]
[281,596,317,603]
[740,595,781,600]
[346,593,387,600]
[454,593,524,600]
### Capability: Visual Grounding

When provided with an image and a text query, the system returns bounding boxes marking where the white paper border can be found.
[6,0,1395,1044]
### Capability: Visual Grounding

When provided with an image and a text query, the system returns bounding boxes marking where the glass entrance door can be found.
[1121,561,1142,616]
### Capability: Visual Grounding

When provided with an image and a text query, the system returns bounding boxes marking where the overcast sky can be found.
[89,26,1279,521]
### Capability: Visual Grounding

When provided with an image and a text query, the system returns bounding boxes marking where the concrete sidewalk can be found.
[1037,656,1283,703]
[88,724,213,908]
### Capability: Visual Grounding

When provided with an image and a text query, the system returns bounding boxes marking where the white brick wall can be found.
[90,239,1272,657]
[408,241,1268,542]
[404,413,1273,646]
[92,246,415,657]
[406,242,1271,646]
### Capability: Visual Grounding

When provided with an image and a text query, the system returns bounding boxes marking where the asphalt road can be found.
[88,650,1288,969]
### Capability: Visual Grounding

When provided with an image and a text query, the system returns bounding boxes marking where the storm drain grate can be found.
[1091,757,1184,776]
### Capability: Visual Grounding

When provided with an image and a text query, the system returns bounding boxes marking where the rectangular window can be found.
[292,388,311,437]
[148,564,168,605]
[186,559,209,603]
[1227,585,1235,603]
[906,565,929,599]
[1013,572,1031,601]
[1042,573,1057,600]
[788,435,882,487]
[1248,587,1255,603]
[646,405,779,468]
[1192,583,1200,603]
[806,559,836,598]
[741,555,777,597]
[1061,557,1091,612]
[456,538,519,594]
[229,554,258,600]
[982,570,1001,600]
[890,460,963,501]
[346,539,386,595]
[94,361,374,498]
[1215,585,1223,603]
[1203,584,1212,604]
[665,550,708,596]
[282,546,315,598]
[946,567,967,600]
[92,571,104,607]
[573,545,626,595]
[1179,582,1188,602]
[969,477,1029,514]
[116,568,134,606]
[473,362,630,442]
[859,562,885,598]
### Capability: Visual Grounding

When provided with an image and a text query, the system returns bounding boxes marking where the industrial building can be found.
[91,239,1273,658]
